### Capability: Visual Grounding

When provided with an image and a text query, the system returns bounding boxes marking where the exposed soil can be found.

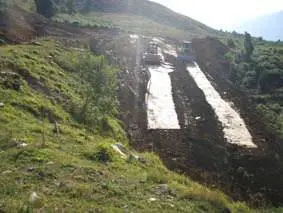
[191,37,283,206]
[192,37,283,151]
[116,36,283,206]
[0,6,47,43]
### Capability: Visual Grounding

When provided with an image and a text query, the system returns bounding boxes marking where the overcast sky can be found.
[150,0,283,30]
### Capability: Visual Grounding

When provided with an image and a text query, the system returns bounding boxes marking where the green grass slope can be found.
[53,0,219,35]
[34,0,221,39]
[52,12,192,40]
[3,0,222,40]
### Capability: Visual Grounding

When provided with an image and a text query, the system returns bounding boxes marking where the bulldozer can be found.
[177,41,195,63]
[142,41,162,65]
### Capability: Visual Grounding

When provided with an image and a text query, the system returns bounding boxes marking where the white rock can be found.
[0,102,4,107]
[149,197,157,202]
[29,192,43,208]
[112,143,127,158]
[29,192,39,202]
[1,170,12,175]
[46,161,54,165]
[195,116,201,120]
[18,143,28,148]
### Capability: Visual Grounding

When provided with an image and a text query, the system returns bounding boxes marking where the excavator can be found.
[177,41,195,63]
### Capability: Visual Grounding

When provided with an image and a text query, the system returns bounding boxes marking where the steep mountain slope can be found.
[0,24,257,213]
[1,0,283,212]
[235,11,283,41]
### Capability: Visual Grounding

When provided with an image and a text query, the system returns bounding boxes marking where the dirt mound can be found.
[193,37,229,60]
[0,6,47,43]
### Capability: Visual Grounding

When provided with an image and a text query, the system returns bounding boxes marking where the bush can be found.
[269,103,282,114]
[77,55,118,130]
[227,38,235,48]
[225,52,234,62]
[242,70,257,89]
[256,104,282,134]
[259,69,282,93]
[34,0,55,18]
[55,51,118,131]
[84,143,115,163]
[71,21,79,26]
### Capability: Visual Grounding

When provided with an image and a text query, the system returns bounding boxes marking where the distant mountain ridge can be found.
[53,0,221,37]
[236,11,283,41]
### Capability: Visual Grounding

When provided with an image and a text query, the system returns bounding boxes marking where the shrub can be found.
[227,38,235,48]
[84,143,115,163]
[256,104,282,134]
[78,55,118,130]
[259,69,282,93]
[55,51,118,131]
[269,103,282,114]
[242,70,257,89]
[225,52,234,62]
[34,0,55,18]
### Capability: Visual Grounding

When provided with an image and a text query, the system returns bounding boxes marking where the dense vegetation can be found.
[224,34,283,138]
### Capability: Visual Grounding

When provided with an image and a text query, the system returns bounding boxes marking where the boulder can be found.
[155,184,169,195]
[29,192,44,209]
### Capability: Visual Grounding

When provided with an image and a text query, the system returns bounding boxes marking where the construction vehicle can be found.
[177,41,195,63]
[142,41,162,65]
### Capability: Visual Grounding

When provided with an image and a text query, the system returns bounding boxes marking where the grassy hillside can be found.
[1,0,221,40]
[53,0,219,35]
[0,38,263,213]
[2,0,222,40]
[33,0,220,40]
[52,12,192,40]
